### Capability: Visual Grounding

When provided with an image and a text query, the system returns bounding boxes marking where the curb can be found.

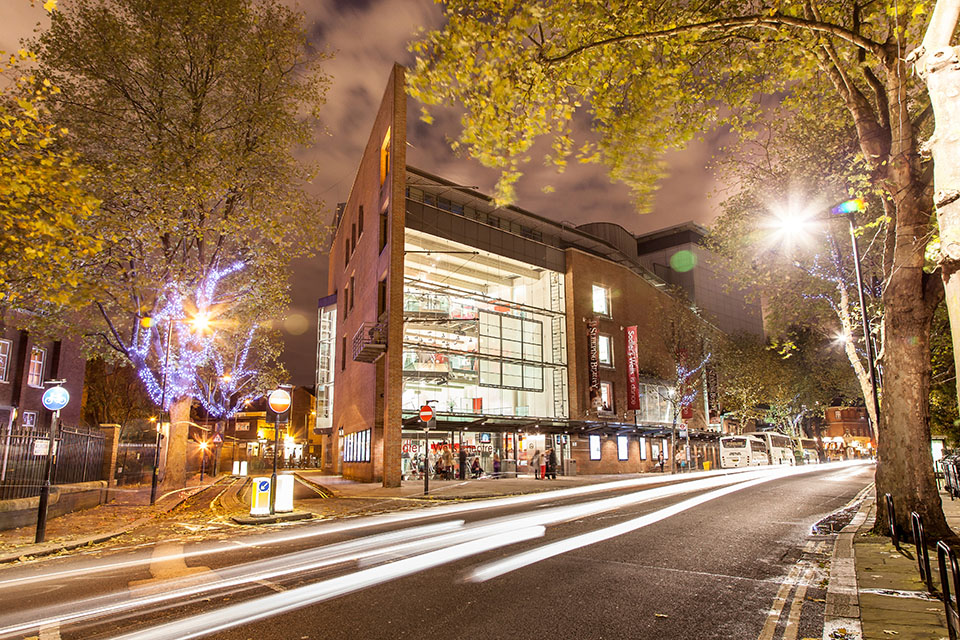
[231,511,313,525]
[0,480,220,565]
[823,485,873,640]
[293,473,337,498]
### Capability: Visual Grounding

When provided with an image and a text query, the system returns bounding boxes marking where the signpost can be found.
[36,381,68,543]
[267,386,292,514]
[420,404,436,495]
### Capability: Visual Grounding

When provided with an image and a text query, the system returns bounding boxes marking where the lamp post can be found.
[36,380,69,543]
[267,385,293,514]
[831,199,881,442]
[771,198,881,443]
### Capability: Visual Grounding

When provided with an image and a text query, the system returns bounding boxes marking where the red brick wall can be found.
[328,65,406,484]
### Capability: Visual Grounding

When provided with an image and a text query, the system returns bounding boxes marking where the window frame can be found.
[599,381,614,414]
[598,333,613,367]
[0,339,10,383]
[591,284,611,316]
[27,347,46,388]
[21,411,37,429]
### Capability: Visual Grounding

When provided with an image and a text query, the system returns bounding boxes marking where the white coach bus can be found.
[719,435,769,468]
[746,431,796,465]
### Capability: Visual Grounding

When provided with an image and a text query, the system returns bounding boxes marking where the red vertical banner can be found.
[587,318,601,408]
[625,325,641,410]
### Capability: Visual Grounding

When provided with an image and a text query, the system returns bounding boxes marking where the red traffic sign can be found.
[212,433,223,445]
[419,405,435,423]
[268,389,291,414]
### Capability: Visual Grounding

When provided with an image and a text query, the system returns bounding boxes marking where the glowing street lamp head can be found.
[199,440,209,451]
[189,312,211,333]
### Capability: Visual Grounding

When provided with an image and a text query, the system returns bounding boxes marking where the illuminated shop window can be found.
[344,429,371,463]
[589,434,601,460]
[617,435,629,461]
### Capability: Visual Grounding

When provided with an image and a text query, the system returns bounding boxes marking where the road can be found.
[0,462,873,640]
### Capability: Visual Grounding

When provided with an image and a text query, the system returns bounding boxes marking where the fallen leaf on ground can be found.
[654,613,668,618]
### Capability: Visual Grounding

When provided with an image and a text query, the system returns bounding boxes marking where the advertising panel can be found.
[587,318,600,408]
[625,325,641,410]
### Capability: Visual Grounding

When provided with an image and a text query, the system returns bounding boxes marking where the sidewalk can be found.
[295,469,674,500]
[0,474,220,564]
[826,488,956,640]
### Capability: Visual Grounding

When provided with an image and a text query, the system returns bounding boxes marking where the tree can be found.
[0,2,101,310]
[34,0,329,488]
[931,301,960,442]
[82,358,155,439]
[412,0,947,538]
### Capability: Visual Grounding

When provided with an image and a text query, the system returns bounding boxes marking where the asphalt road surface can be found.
[0,462,873,640]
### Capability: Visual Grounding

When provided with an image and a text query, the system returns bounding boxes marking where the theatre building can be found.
[315,66,719,485]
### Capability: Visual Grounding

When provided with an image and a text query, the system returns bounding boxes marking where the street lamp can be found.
[770,198,881,443]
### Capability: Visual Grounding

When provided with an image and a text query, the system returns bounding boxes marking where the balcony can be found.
[353,321,388,363]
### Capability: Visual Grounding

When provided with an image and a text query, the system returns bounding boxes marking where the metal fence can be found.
[0,427,106,500]
[115,442,158,486]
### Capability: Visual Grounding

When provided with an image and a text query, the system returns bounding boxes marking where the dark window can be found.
[342,284,348,319]
[341,336,346,371]
[351,223,357,253]
[349,276,355,310]
[379,210,388,253]
[358,205,364,236]
[377,278,387,319]
[344,239,349,268]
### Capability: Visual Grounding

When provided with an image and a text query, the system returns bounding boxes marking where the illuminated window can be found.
[639,437,647,460]
[598,334,612,366]
[617,435,629,461]
[592,284,611,316]
[27,347,45,388]
[344,429,371,463]
[599,381,614,413]
[22,411,37,429]
[380,128,391,185]
[589,434,601,460]
[0,339,10,382]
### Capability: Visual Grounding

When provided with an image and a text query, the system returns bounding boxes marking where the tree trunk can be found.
[837,283,880,430]
[874,155,952,539]
[161,396,192,490]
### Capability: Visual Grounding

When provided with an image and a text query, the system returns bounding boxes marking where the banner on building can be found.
[706,365,719,417]
[625,325,641,410]
[587,318,601,408]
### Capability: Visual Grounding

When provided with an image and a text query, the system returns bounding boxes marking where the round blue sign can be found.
[42,386,70,411]
[258,480,270,492]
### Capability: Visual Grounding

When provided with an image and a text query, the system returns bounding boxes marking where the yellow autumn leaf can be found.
[43,0,57,13]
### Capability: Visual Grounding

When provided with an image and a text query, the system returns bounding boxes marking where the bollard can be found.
[885,493,900,551]
[938,541,960,640]
[912,511,933,593]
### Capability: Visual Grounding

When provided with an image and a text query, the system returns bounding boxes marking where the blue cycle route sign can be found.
[42,386,70,411]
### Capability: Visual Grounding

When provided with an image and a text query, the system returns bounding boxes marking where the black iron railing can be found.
[0,427,105,500]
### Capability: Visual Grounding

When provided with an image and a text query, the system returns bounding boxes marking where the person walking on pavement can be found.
[531,449,542,479]
[657,450,665,472]
[458,446,467,480]
[442,446,454,480]
[546,448,558,479]
[493,451,501,478]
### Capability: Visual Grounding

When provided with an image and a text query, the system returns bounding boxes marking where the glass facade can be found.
[402,229,568,420]
[635,383,676,424]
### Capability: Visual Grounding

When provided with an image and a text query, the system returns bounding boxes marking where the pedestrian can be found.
[657,450,665,472]
[442,445,454,480]
[458,446,467,480]
[531,449,542,479]
[546,448,557,480]
[471,457,481,479]
[493,451,501,478]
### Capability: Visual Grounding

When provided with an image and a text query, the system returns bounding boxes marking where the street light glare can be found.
[190,312,212,333]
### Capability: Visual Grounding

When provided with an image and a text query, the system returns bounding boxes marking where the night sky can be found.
[3,0,726,386]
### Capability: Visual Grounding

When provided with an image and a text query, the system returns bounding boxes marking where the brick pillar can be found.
[98,424,121,488]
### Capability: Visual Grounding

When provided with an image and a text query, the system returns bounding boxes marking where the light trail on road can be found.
[0,463,784,591]
[0,461,870,640]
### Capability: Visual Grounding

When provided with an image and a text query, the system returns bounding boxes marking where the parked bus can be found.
[798,438,820,464]
[720,435,769,468]
[746,431,796,465]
